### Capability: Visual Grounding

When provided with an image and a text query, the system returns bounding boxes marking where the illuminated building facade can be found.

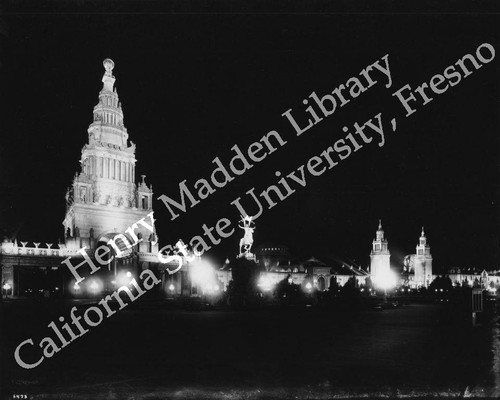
[413,227,433,287]
[369,220,391,281]
[1,59,161,298]
[62,58,157,254]
[2,60,498,298]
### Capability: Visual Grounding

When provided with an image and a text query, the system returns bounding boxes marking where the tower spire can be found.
[378,219,382,230]
[415,226,432,288]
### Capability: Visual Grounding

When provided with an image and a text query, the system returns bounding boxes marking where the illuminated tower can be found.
[62,59,156,252]
[414,227,432,287]
[370,220,391,280]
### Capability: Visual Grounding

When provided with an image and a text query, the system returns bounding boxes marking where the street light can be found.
[115,271,132,287]
[89,280,101,297]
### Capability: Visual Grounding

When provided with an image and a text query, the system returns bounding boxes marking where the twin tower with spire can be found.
[370,220,433,288]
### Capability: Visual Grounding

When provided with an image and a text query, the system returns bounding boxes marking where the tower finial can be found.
[103,58,114,75]
[378,219,382,230]
[421,226,425,236]
[102,58,116,91]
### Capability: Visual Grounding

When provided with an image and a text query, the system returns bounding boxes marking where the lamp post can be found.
[73,282,80,298]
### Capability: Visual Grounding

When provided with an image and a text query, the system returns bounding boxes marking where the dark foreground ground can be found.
[0,300,496,399]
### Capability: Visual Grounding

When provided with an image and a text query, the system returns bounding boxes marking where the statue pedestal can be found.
[238,252,256,261]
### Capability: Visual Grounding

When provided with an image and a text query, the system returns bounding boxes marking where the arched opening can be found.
[94,232,139,294]
[317,276,326,291]
[97,232,136,259]
[142,196,148,210]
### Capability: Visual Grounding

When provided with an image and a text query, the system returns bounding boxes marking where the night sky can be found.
[1,3,499,272]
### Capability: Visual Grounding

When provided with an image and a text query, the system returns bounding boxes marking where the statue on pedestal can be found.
[238,215,255,257]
